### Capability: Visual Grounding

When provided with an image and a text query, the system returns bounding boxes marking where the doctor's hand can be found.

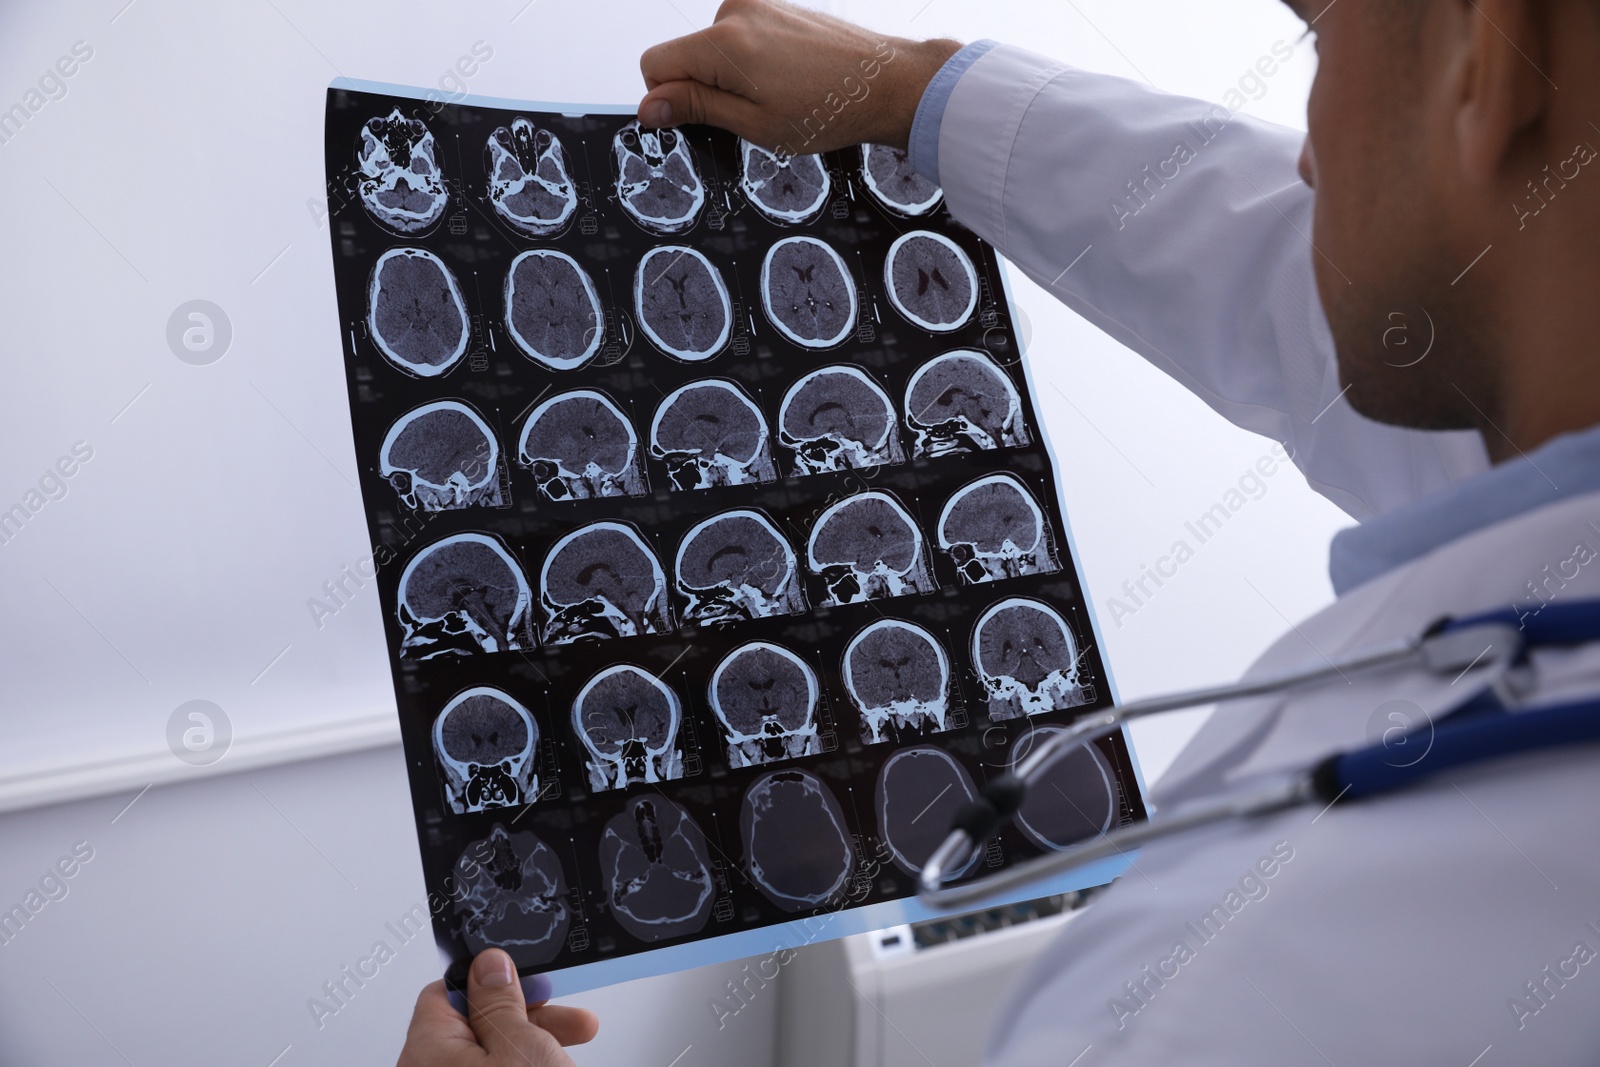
[637,0,962,154]
[396,950,598,1067]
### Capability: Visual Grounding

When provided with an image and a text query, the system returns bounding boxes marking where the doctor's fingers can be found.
[527,1002,600,1047]
[465,950,582,1066]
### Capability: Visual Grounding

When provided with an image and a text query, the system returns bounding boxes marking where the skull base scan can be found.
[905,350,1030,458]
[380,401,502,512]
[573,665,684,792]
[844,620,953,745]
[357,109,449,234]
[614,122,705,233]
[808,492,937,607]
[540,523,670,645]
[600,796,714,942]
[739,141,831,224]
[711,642,820,769]
[740,770,854,911]
[434,688,540,814]
[455,825,571,964]
[651,380,778,491]
[938,474,1061,585]
[488,119,578,236]
[974,598,1091,721]
[397,534,532,659]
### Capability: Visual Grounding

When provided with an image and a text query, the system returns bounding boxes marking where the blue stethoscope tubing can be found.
[916,600,1600,909]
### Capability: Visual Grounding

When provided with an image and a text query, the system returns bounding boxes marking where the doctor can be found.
[399,0,1600,1062]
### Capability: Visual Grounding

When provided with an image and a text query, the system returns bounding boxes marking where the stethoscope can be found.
[917,599,1600,909]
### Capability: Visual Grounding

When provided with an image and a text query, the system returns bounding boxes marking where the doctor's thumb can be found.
[465,949,572,1065]
[638,81,765,143]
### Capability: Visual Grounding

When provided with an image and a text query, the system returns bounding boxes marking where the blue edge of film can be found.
[329,77,1149,999]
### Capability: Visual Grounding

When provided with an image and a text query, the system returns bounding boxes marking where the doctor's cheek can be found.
[1298,138,1317,189]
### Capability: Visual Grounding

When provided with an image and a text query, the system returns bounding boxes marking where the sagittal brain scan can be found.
[905,350,1030,457]
[379,401,502,511]
[808,491,937,606]
[860,144,942,217]
[635,246,731,361]
[675,511,806,627]
[972,597,1091,720]
[572,664,684,792]
[740,769,854,911]
[614,121,705,233]
[357,109,449,234]
[739,141,831,224]
[938,474,1060,584]
[843,619,953,744]
[540,522,670,644]
[504,249,605,371]
[368,248,470,378]
[778,366,905,475]
[455,825,571,963]
[518,390,647,501]
[760,236,857,348]
[709,642,821,768]
[650,380,778,490]
[397,533,532,658]
[599,796,715,942]
[487,119,578,237]
[433,687,540,814]
[875,747,978,878]
[884,230,978,333]
[1008,726,1119,850]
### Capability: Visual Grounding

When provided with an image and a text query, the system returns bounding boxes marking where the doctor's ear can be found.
[1446,0,1552,183]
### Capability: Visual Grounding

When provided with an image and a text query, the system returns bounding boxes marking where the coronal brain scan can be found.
[938,474,1060,584]
[368,247,470,378]
[875,747,978,878]
[357,109,449,234]
[517,390,646,501]
[1008,727,1119,851]
[540,522,670,644]
[487,118,578,237]
[613,121,705,233]
[808,491,937,606]
[379,401,502,511]
[972,598,1091,720]
[433,687,540,814]
[843,619,953,744]
[599,796,715,942]
[905,350,1030,457]
[504,249,605,371]
[739,140,831,224]
[709,642,821,768]
[860,144,942,217]
[740,769,854,911]
[675,511,806,627]
[455,825,571,963]
[884,230,979,333]
[759,236,858,348]
[634,246,732,361]
[650,380,778,490]
[397,533,532,659]
[572,665,684,792]
[778,366,905,475]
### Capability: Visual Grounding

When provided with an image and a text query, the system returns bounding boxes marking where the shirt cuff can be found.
[907,39,999,187]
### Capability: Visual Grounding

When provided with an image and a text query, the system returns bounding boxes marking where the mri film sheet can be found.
[325,84,1147,996]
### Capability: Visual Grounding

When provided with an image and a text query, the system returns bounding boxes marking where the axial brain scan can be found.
[650,380,778,491]
[368,247,470,378]
[905,350,1030,457]
[487,118,578,237]
[455,825,571,963]
[540,522,670,644]
[433,687,540,814]
[599,796,715,942]
[634,246,731,361]
[357,109,449,234]
[740,769,854,911]
[613,121,705,233]
[504,249,605,371]
[778,367,905,476]
[860,144,942,217]
[379,401,502,511]
[759,236,857,348]
[875,747,978,878]
[1008,727,1119,850]
[397,533,532,659]
[843,619,953,744]
[938,474,1060,584]
[709,642,820,768]
[808,491,937,606]
[572,665,684,792]
[972,598,1090,720]
[884,231,978,333]
[739,140,831,224]
[518,390,647,501]
[675,511,806,627]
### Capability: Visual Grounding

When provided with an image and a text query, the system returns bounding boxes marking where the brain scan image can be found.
[433,687,540,814]
[937,474,1060,584]
[709,642,821,768]
[504,249,605,371]
[454,825,571,963]
[356,109,448,234]
[843,619,953,744]
[875,747,978,878]
[599,796,715,942]
[613,121,705,233]
[905,350,1030,457]
[972,597,1090,720]
[517,390,647,501]
[572,664,684,791]
[634,246,732,361]
[539,522,670,644]
[860,144,942,217]
[739,140,831,224]
[650,380,778,491]
[367,248,469,378]
[1007,727,1118,850]
[759,236,857,348]
[379,401,502,511]
[740,769,854,911]
[808,491,937,606]
[397,533,532,659]
[675,511,806,627]
[884,230,978,333]
[487,118,578,237]
[778,366,905,476]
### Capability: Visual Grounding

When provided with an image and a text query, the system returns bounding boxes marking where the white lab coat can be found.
[930,45,1600,1064]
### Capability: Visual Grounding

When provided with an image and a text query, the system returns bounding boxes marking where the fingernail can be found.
[475,949,515,987]
[643,99,672,126]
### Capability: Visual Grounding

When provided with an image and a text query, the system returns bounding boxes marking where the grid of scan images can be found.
[323,86,1148,991]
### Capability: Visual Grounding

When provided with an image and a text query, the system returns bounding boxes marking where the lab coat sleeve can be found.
[927,44,1489,520]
